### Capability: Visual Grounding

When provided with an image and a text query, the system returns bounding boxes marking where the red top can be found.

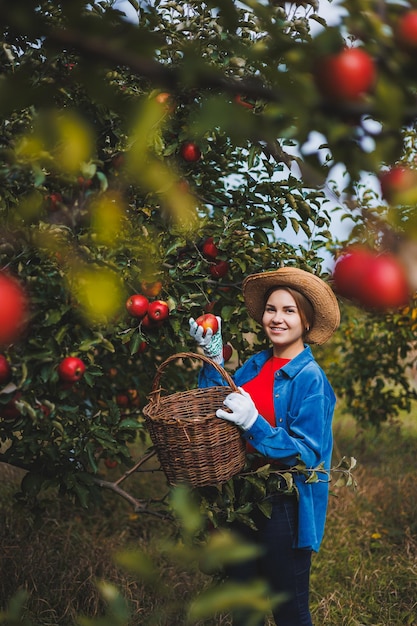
[242,356,290,453]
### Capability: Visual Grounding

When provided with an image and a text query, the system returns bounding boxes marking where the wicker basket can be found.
[143,352,246,487]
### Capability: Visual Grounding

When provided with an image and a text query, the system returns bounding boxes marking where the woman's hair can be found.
[263,286,315,334]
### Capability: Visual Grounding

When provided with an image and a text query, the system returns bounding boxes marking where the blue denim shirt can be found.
[198,345,336,552]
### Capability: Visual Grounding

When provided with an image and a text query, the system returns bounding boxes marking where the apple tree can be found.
[0,0,417,516]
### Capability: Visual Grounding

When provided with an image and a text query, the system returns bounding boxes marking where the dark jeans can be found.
[226,494,313,626]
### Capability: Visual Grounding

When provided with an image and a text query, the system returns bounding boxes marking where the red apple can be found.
[202,237,219,260]
[126,294,149,319]
[141,313,163,330]
[0,355,11,385]
[333,248,374,300]
[179,141,201,162]
[0,272,29,347]
[357,254,409,310]
[333,249,409,310]
[127,388,140,407]
[116,393,130,408]
[177,179,190,193]
[57,356,86,383]
[234,94,255,109]
[195,313,219,336]
[396,10,417,50]
[46,192,63,212]
[40,404,51,417]
[379,166,417,204]
[112,152,125,170]
[204,301,216,313]
[210,260,229,279]
[315,47,376,102]
[104,458,118,469]
[134,340,148,354]
[140,281,162,297]
[127,339,148,354]
[0,392,22,421]
[223,344,233,362]
[77,176,93,188]
[155,91,175,112]
[148,300,169,322]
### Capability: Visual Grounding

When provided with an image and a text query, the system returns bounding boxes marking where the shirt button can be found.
[275,393,279,398]
[279,418,283,423]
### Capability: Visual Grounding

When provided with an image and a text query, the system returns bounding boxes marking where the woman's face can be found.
[262,288,305,358]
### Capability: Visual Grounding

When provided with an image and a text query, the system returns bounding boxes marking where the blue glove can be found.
[216,387,258,430]
[189,316,223,364]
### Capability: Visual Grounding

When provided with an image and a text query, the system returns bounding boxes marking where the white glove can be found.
[189,316,223,364]
[216,387,258,430]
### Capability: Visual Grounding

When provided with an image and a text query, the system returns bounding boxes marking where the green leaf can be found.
[115,549,159,583]
[256,499,272,519]
[188,580,275,621]
[290,216,300,234]
[221,305,236,321]
[118,418,141,429]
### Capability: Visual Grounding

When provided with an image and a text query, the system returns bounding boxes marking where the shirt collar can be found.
[280,345,314,378]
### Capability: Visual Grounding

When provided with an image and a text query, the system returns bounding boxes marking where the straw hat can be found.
[242,267,340,345]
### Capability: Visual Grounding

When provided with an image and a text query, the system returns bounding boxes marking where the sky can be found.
[112,0,347,26]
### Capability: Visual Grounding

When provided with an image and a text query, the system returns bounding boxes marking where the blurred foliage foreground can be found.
[1,1,417,623]
[0,0,415,500]
[0,0,417,600]
[0,415,416,625]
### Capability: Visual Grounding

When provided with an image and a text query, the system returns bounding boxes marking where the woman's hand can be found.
[216,387,258,430]
[189,316,223,363]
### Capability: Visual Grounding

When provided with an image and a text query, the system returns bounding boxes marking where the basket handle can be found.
[149,351,239,403]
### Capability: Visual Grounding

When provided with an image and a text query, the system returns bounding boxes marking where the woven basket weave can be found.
[143,352,246,487]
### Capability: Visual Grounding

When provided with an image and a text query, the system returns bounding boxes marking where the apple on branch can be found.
[314,47,376,102]
[104,458,118,469]
[148,300,170,322]
[141,313,164,331]
[140,281,163,297]
[333,248,409,310]
[179,141,201,163]
[0,392,22,421]
[209,260,229,279]
[223,344,233,362]
[126,294,149,319]
[396,9,417,51]
[202,237,220,260]
[379,166,417,205]
[0,272,29,347]
[57,356,86,384]
[154,91,175,113]
[0,354,12,385]
[46,192,63,212]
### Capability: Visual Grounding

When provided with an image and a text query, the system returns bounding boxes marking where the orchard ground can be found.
[1,404,417,626]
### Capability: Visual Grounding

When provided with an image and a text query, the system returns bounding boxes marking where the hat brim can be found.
[242,267,340,345]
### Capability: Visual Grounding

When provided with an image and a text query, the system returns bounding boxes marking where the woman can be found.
[189,267,340,626]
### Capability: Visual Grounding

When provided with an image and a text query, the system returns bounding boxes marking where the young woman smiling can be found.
[189,267,340,626]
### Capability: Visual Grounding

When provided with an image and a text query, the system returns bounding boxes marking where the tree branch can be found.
[47,26,278,102]
[44,27,417,123]
[93,476,169,518]
[114,449,158,486]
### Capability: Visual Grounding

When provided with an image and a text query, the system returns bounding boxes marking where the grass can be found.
[310,409,417,626]
[1,407,417,625]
